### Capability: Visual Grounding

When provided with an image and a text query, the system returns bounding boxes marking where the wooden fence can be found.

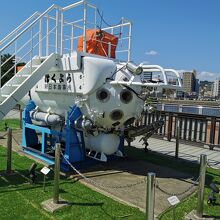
[135,111,220,149]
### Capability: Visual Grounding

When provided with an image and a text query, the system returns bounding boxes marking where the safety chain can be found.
[156,175,200,197]
[12,134,22,146]
[0,132,8,138]
[61,151,146,189]
[206,160,220,169]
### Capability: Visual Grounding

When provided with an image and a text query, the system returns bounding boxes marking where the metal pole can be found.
[146,172,155,220]
[55,9,59,54]
[43,175,46,192]
[71,25,74,52]
[128,21,132,61]
[53,143,61,204]
[83,0,87,52]
[46,15,49,56]
[6,128,12,174]
[108,42,111,58]
[39,18,42,57]
[30,28,33,74]
[60,11,64,55]
[175,119,180,158]
[196,154,207,218]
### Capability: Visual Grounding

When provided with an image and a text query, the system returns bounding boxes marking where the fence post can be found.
[19,105,22,129]
[209,117,216,148]
[175,119,180,159]
[146,172,156,220]
[167,114,172,141]
[196,154,207,218]
[53,143,61,204]
[6,128,12,174]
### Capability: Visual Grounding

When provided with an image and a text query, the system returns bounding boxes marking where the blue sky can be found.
[0,0,220,81]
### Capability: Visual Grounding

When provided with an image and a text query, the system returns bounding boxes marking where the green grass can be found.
[1,143,220,220]
[125,145,220,220]
[0,119,20,131]
[159,167,220,220]
[0,146,145,220]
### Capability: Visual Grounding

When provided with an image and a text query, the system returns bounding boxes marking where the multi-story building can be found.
[182,70,197,94]
[199,80,214,97]
[213,79,220,97]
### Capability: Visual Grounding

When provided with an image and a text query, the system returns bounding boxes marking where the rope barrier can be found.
[61,151,146,189]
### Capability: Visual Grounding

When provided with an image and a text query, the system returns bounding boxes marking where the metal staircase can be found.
[0,1,133,120]
[0,4,61,120]
[0,54,57,119]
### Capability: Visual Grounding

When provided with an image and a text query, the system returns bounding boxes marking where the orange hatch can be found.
[16,65,24,72]
[78,29,118,58]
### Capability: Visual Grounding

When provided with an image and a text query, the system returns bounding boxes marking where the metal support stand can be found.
[196,154,207,218]
[43,175,46,192]
[53,143,61,204]
[175,126,180,159]
[146,172,155,220]
[173,205,176,220]
[6,128,12,174]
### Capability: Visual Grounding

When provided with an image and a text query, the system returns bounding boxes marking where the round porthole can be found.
[96,88,110,103]
[120,89,133,104]
[110,110,124,121]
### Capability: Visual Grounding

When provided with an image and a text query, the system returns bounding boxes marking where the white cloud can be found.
[145,50,159,56]
[198,71,219,81]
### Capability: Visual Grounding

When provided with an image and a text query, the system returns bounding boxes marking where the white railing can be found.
[110,64,182,90]
[0,0,132,88]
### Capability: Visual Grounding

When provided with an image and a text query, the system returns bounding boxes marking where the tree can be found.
[1,53,15,86]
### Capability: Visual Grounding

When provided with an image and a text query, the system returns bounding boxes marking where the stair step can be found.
[1,94,9,98]
[26,65,40,68]
[4,84,19,87]
[15,74,30,77]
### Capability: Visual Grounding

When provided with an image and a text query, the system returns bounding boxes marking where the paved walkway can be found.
[133,136,220,169]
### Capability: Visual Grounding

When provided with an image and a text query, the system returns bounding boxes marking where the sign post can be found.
[40,166,51,192]
[167,196,180,220]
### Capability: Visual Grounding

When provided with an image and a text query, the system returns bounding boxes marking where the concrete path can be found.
[79,157,197,217]
[133,136,220,169]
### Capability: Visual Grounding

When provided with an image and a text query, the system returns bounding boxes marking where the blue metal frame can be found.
[22,101,86,169]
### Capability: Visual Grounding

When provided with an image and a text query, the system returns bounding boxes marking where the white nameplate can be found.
[167,196,180,206]
[40,166,51,175]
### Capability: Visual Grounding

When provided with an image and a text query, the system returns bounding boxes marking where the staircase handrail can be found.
[0,12,39,46]
[0,4,60,53]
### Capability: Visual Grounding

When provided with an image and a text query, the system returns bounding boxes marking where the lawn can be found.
[125,146,220,219]
[0,124,220,219]
[0,146,145,220]
[0,119,20,132]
